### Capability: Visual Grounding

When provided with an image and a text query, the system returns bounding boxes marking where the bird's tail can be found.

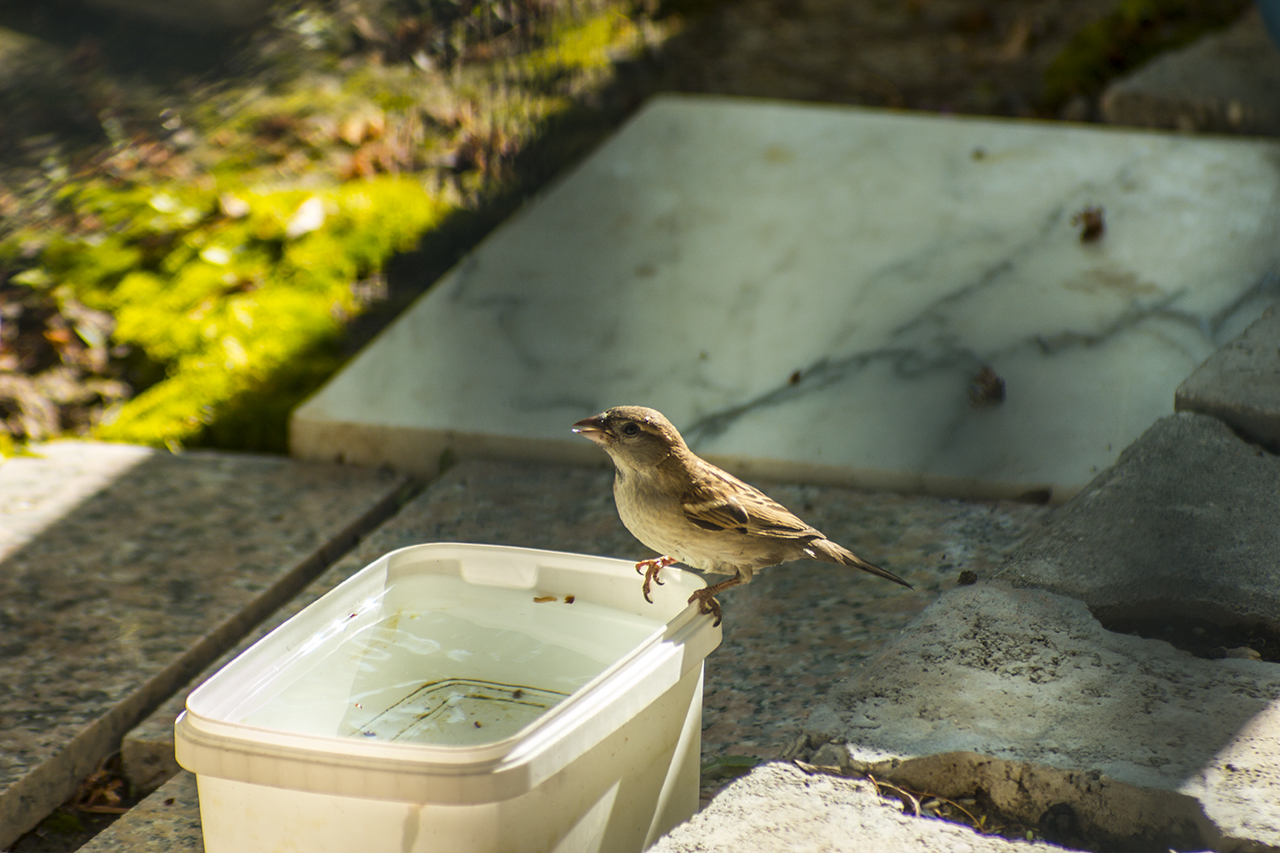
[809,539,913,589]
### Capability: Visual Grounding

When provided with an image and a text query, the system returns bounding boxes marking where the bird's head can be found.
[572,405,686,472]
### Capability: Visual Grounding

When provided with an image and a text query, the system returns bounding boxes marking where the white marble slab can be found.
[292,95,1280,501]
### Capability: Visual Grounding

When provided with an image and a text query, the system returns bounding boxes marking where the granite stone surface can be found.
[293,94,1280,503]
[0,441,152,562]
[1177,303,1280,450]
[121,458,1049,845]
[0,445,410,849]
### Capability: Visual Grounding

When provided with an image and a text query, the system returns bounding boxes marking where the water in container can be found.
[242,572,664,745]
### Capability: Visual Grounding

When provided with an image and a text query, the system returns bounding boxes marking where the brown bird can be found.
[572,405,911,625]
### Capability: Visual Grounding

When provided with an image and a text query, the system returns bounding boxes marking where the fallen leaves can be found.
[0,281,129,442]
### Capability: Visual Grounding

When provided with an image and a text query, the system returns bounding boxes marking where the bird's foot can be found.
[687,575,745,627]
[636,555,678,603]
[687,587,723,627]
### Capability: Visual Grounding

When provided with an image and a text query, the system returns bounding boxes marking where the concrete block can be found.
[809,584,1280,852]
[650,761,1065,853]
[1177,304,1280,450]
[994,412,1280,628]
[1101,9,1280,136]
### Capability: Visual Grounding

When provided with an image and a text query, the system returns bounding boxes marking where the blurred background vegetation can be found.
[0,0,1252,455]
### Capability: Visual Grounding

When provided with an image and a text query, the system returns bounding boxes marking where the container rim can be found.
[175,543,721,802]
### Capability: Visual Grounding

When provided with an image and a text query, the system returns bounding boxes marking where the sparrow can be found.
[572,405,911,626]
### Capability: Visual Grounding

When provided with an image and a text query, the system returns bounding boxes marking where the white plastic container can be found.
[175,543,721,853]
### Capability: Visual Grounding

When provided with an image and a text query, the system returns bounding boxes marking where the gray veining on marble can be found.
[0,446,409,849]
[292,94,1280,502]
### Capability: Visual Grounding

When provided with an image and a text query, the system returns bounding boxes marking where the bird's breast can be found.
[612,474,750,575]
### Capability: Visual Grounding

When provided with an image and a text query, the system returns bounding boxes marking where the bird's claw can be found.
[635,555,677,604]
[687,588,723,627]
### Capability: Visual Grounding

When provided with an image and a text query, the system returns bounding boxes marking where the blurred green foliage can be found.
[0,1,651,454]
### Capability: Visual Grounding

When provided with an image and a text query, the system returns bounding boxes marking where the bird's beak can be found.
[572,416,610,446]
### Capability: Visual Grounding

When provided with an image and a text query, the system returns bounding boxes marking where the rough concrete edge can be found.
[1100,9,1280,135]
[805,631,1272,853]
[653,760,1082,853]
[1176,302,1280,450]
[812,747,1227,853]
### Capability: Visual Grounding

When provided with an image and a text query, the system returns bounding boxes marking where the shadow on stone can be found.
[1096,603,1280,664]
[0,446,407,849]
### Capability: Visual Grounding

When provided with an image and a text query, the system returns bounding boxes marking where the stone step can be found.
[808,582,1280,851]
[98,457,1046,851]
[76,771,201,853]
[0,443,410,849]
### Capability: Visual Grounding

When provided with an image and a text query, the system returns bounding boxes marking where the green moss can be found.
[1043,0,1249,108]
[0,0,653,453]
[39,810,85,835]
[5,175,449,450]
[521,11,641,82]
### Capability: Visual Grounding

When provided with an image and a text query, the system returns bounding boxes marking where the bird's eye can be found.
[620,422,641,437]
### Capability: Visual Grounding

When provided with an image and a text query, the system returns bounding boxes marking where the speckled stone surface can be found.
[119,457,1049,850]
[0,441,152,561]
[0,444,410,849]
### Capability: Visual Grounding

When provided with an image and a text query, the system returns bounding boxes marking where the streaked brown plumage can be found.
[572,405,911,625]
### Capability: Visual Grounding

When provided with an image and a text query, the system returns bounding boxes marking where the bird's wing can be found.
[680,468,818,540]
